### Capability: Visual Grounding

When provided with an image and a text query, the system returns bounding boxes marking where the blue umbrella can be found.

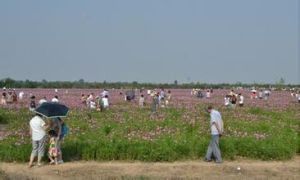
[34,102,69,118]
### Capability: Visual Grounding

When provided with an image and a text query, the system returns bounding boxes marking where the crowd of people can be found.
[81,89,110,111]
[0,88,18,105]
[223,90,244,108]
[290,88,300,103]
[191,89,213,99]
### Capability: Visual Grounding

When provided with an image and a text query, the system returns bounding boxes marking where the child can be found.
[48,130,60,165]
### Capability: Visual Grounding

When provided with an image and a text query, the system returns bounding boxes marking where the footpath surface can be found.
[1,157,299,180]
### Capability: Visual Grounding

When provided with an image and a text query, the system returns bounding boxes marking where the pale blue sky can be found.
[0,0,299,84]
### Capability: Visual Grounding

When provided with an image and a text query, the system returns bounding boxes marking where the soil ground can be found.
[1,156,299,180]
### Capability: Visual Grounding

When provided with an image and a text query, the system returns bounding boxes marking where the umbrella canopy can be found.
[34,102,69,118]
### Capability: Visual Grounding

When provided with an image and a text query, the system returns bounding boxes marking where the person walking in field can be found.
[12,90,18,103]
[224,95,230,107]
[263,89,271,100]
[28,114,49,167]
[29,95,36,111]
[204,106,223,163]
[102,95,109,109]
[51,95,59,103]
[165,90,172,106]
[1,92,7,105]
[39,97,47,105]
[206,90,211,98]
[6,91,13,104]
[230,95,237,108]
[81,94,87,105]
[258,90,263,99]
[238,93,244,107]
[151,92,159,114]
[18,91,24,101]
[139,94,145,107]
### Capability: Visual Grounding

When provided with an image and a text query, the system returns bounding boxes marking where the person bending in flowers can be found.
[48,130,60,165]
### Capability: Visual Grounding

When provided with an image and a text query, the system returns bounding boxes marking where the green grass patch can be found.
[0,106,299,162]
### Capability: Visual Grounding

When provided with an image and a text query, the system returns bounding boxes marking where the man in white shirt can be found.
[205,106,223,163]
[224,95,230,107]
[51,96,59,103]
[102,95,109,108]
[206,90,211,98]
[101,89,109,98]
[38,97,47,105]
[238,93,244,107]
[18,91,24,100]
[28,114,48,167]
[90,100,96,109]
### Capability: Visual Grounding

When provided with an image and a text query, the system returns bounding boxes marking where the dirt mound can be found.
[1,157,299,180]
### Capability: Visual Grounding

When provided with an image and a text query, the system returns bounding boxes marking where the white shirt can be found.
[224,97,230,106]
[51,98,59,103]
[90,101,96,109]
[139,97,145,106]
[102,97,109,108]
[30,116,46,141]
[239,96,244,104]
[101,91,109,98]
[87,95,94,102]
[210,110,223,135]
[39,99,47,105]
[206,92,211,98]
[19,92,24,99]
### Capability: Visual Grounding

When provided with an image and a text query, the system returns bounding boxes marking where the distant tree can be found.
[78,79,85,84]
[132,81,138,87]
[2,78,16,88]
[174,80,178,86]
[279,77,285,85]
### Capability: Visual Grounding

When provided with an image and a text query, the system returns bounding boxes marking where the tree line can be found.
[0,78,299,90]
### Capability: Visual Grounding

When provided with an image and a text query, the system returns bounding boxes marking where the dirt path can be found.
[1,157,299,180]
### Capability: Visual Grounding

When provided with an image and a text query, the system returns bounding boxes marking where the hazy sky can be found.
[0,0,299,84]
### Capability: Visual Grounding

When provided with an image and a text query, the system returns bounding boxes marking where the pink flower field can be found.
[1,88,299,110]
